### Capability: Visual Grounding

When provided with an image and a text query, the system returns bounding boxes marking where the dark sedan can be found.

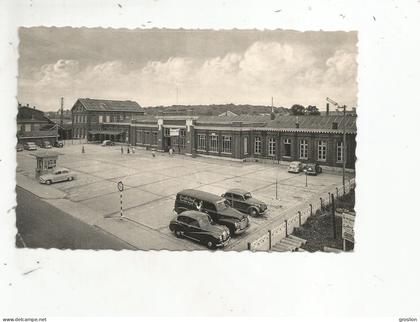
[222,189,267,217]
[169,210,230,249]
[305,163,323,175]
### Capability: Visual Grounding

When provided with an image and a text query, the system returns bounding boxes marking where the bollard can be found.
[298,211,302,226]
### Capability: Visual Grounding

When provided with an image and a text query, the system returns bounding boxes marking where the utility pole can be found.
[326,97,347,190]
[271,96,274,113]
[60,97,64,127]
[176,86,179,113]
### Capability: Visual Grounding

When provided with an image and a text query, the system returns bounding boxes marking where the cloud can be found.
[19,41,357,110]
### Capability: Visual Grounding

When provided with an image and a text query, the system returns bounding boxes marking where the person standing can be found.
[121,146,124,155]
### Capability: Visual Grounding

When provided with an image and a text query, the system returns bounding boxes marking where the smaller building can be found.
[17,103,59,145]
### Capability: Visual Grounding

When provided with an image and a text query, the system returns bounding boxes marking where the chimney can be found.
[295,116,300,128]
[332,122,338,129]
[326,103,330,116]
[26,104,29,107]
[33,106,36,109]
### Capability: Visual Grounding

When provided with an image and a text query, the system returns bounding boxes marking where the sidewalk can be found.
[16,173,67,199]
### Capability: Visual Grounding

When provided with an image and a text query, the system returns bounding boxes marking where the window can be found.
[47,159,56,169]
[99,115,103,123]
[209,135,218,152]
[284,138,291,157]
[136,130,142,144]
[164,128,170,137]
[179,129,186,148]
[244,136,248,155]
[254,136,262,154]
[268,137,276,156]
[222,136,232,153]
[318,140,327,161]
[198,134,206,150]
[24,124,31,132]
[299,139,308,159]
[337,141,344,162]
[152,132,158,146]
[106,115,110,123]
[144,131,150,145]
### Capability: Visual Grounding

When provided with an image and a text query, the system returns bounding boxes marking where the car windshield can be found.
[198,216,211,227]
[216,200,229,212]
[244,192,252,199]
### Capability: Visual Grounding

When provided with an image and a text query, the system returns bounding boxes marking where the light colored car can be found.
[288,161,303,173]
[24,142,38,151]
[101,140,115,146]
[39,168,77,185]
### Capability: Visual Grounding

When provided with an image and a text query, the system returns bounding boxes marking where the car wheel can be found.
[250,208,259,217]
[46,180,52,185]
[207,241,214,249]
[175,230,183,238]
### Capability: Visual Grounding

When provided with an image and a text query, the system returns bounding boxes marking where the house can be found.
[17,103,59,145]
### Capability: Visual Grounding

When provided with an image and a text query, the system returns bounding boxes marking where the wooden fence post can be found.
[336,187,339,198]
[320,197,323,210]
[268,230,272,250]
[247,242,251,251]
[285,219,288,237]
[298,211,302,226]
[309,203,313,216]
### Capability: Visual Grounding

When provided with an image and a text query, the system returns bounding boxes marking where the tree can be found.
[306,105,320,115]
[290,104,305,115]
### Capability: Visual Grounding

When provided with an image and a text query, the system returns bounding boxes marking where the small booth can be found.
[30,151,62,178]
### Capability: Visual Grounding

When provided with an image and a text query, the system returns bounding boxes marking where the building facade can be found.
[96,113,357,170]
[17,103,59,145]
[71,98,144,142]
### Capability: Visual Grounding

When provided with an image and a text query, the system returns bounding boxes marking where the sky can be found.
[18,27,358,111]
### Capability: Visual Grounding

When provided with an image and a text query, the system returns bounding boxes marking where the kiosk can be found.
[30,151,62,178]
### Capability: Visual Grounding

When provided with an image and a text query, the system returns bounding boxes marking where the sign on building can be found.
[170,128,180,137]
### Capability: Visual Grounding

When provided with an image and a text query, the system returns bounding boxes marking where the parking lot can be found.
[16,142,345,250]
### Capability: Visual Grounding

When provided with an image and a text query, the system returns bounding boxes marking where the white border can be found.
[1,0,420,318]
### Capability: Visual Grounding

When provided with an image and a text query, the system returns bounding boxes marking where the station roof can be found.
[265,115,357,132]
[74,98,144,113]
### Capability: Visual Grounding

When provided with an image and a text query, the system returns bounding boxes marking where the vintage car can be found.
[169,210,231,249]
[54,141,64,148]
[23,142,38,151]
[174,189,250,235]
[39,168,77,185]
[40,140,52,149]
[101,140,115,146]
[221,189,267,217]
[305,163,323,175]
[288,161,304,173]
[16,143,24,152]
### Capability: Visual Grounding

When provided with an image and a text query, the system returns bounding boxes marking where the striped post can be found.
[117,181,124,220]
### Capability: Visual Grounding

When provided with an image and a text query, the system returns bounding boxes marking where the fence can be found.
[248,177,356,251]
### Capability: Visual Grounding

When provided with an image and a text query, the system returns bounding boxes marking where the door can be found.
[232,193,247,212]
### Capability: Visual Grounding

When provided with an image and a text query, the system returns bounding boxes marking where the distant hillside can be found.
[143,104,289,116]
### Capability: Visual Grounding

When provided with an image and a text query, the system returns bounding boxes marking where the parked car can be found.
[16,143,24,152]
[39,168,77,185]
[288,161,304,173]
[305,163,323,175]
[101,140,115,146]
[40,140,52,149]
[174,189,250,235]
[169,210,231,249]
[221,189,267,217]
[54,141,64,148]
[23,142,38,151]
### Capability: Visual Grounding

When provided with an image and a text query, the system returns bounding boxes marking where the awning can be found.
[89,130,125,135]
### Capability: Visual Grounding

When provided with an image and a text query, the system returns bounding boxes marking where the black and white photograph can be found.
[1,0,420,320]
[16,27,357,251]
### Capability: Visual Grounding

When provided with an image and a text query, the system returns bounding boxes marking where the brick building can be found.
[17,103,59,145]
[71,98,144,142]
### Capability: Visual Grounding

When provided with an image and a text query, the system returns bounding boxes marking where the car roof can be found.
[290,161,301,164]
[177,189,222,202]
[55,168,69,172]
[226,188,249,195]
[178,210,210,220]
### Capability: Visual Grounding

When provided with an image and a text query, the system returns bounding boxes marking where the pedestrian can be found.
[152,151,156,158]
[169,147,173,156]
[121,146,123,155]
[127,146,130,154]
[82,145,85,154]
[132,146,135,154]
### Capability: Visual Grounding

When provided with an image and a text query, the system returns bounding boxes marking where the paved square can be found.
[16,143,347,250]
